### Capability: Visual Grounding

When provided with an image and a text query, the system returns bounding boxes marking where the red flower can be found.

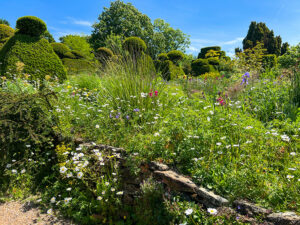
[149,92,153,97]
[154,90,158,96]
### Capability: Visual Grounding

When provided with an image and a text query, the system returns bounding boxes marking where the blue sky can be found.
[1,0,299,56]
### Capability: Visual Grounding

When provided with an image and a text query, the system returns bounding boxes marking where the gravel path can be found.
[0,200,73,225]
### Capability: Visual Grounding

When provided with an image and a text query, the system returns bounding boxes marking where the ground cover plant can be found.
[0,5,300,225]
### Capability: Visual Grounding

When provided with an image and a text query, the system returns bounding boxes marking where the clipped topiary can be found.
[156,60,184,81]
[0,24,14,41]
[16,16,47,37]
[51,43,71,59]
[96,47,113,63]
[207,57,220,67]
[0,33,66,81]
[262,54,277,69]
[63,52,76,59]
[71,50,85,59]
[157,53,168,61]
[191,58,216,76]
[123,37,147,55]
[62,58,97,74]
[198,46,221,59]
[167,50,184,64]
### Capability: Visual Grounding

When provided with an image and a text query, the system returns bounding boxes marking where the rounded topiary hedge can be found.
[64,52,76,59]
[198,46,221,59]
[71,50,85,59]
[0,33,66,81]
[0,24,14,41]
[207,57,220,66]
[191,58,216,76]
[96,47,113,63]
[157,53,168,61]
[16,16,47,37]
[123,37,147,55]
[167,50,184,64]
[51,43,71,59]
[62,58,97,74]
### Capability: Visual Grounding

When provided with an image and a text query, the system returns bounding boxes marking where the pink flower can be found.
[154,90,158,96]
[149,92,153,97]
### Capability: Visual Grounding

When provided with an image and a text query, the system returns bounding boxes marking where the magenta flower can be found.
[154,90,158,96]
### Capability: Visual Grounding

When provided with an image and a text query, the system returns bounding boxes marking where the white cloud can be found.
[221,37,243,45]
[73,20,93,27]
[188,46,198,52]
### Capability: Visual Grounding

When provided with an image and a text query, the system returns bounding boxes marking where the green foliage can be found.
[51,43,71,59]
[123,37,147,55]
[0,34,66,81]
[62,58,98,75]
[207,57,220,66]
[191,58,216,76]
[150,18,190,57]
[71,50,85,59]
[90,0,153,50]
[63,51,76,59]
[95,47,114,63]
[278,43,300,69]
[242,21,283,56]
[198,46,221,59]
[158,59,184,80]
[262,54,277,69]
[103,33,123,55]
[167,50,184,64]
[0,18,10,26]
[59,35,94,60]
[157,53,168,61]
[42,30,55,43]
[16,16,47,37]
[0,24,14,41]
[281,42,289,55]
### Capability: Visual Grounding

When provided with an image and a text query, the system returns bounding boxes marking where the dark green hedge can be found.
[51,43,71,59]
[0,24,14,41]
[123,37,147,55]
[16,16,47,37]
[71,50,85,59]
[191,58,216,76]
[156,59,184,81]
[62,58,97,74]
[0,34,66,81]
[157,53,168,61]
[167,50,184,64]
[198,46,221,59]
[64,52,76,59]
[262,54,277,69]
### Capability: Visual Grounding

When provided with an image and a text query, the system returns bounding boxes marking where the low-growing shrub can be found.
[16,16,47,37]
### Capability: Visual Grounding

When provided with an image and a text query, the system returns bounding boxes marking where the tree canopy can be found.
[0,18,9,26]
[242,21,288,56]
[89,0,190,58]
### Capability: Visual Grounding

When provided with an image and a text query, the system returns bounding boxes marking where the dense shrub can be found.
[191,58,216,76]
[207,57,220,66]
[63,52,76,59]
[62,58,98,74]
[0,34,66,81]
[71,50,85,59]
[51,43,71,59]
[262,54,277,69]
[157,53,168,61]
[16,16,47,37]
[0,24,14,41]
[158,60,184,80]
[95,47,113,63]
[167,50,184,64]
[123,37,147,55]
[198,46,221,58]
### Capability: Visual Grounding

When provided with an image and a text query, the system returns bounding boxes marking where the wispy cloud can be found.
[221,37,243,45]
[64,17,93,27]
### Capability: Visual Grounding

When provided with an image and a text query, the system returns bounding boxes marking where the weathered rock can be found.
[267,212,300,225]
[196,187,229,207]
[234,200,272,217]
[148,161,169,171]
[154,170,198,193]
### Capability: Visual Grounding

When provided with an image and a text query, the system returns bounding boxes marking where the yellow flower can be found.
[45,75,51,80]
[67,85,72,89]
[24,74,30,79]
[1,76,6,81]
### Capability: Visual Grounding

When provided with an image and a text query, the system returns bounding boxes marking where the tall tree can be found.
[89,0,153,50]
[150,19,190,57]
[0,18,9,26]
[242,21,284,56]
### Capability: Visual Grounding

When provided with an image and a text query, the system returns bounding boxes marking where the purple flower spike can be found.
[133,108,140,112]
